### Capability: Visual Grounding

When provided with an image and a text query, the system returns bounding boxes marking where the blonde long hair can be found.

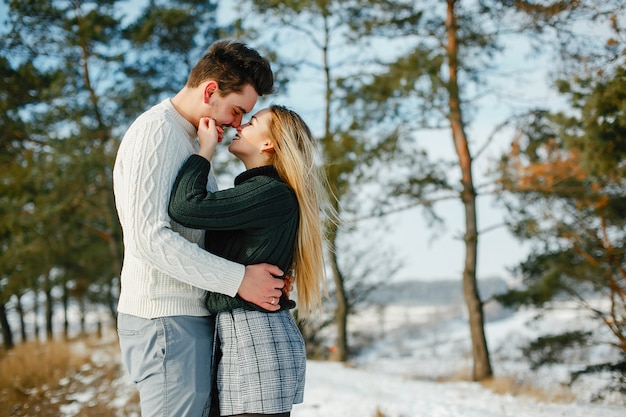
[267,105,332,315]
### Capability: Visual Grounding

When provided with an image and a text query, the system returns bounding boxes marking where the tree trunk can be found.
[80,296,87,336]
[16,294,27,342]
[62,276,69,339]
[328,225,348,361]
[446,0,492,380]
[105,213,122,320]
[44,272,54,340]
[34,293,41,342]
[0,301,14,349]
[320,17,349,362]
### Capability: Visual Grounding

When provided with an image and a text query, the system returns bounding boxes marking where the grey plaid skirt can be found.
[214,308,306,415]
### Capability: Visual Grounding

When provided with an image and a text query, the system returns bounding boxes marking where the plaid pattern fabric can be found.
[215,308,306,415]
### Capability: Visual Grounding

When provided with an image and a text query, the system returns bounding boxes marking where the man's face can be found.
[205,83,258,129]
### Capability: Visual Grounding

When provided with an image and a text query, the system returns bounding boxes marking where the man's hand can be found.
[238,263,285,311]
[282,272,294,298]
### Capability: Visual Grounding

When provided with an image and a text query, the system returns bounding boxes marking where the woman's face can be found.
[229,108,273,162]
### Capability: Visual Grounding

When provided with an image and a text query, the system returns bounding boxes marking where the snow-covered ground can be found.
[289,302,624,417]
[68,300,624,417]
[293,360,624,417]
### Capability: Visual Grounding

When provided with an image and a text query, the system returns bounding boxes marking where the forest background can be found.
[0,0,625,395]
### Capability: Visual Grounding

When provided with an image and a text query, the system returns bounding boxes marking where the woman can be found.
[168,105,332,417]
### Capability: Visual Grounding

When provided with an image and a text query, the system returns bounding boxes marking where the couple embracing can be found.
[113,40,332,417]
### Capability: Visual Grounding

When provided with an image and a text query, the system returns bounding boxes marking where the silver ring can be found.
[270,297,276,305]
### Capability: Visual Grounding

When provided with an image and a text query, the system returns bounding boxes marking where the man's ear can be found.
[203,80,218,103]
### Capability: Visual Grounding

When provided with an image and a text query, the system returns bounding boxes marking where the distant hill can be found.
[367,277,509,306]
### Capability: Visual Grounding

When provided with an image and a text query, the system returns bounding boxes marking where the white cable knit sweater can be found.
[113,99,244,319]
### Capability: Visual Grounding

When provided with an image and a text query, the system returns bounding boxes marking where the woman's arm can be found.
[168,156,295,230]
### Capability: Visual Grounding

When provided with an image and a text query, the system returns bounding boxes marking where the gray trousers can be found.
[117,313,215,417]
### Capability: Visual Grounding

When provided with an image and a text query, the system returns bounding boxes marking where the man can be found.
[113,40,285,417]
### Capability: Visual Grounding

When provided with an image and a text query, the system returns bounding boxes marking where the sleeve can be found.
[114,119,244,296]
[168,155,295,231]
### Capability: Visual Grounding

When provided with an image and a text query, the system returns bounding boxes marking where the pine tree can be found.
[496,66,626,358]
[0,0,228,345]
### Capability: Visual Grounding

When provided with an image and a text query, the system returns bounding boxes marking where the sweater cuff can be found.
[186,153,211,171]
[220,262,246,297]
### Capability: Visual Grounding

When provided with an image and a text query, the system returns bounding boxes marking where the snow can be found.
[289,301,624,417]
[293,361,624,417]
[59,300,624,417]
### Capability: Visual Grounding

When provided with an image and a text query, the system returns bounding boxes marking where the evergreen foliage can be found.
[0,0,228,346]
[496,64,626,369]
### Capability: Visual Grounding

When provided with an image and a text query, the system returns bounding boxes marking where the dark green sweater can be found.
[168,154,298,312]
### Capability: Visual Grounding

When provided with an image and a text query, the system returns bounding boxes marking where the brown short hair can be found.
[187,40,274,97]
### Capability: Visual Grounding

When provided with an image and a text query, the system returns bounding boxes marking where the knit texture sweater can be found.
[113,99,245,319]
[168,155,299,312]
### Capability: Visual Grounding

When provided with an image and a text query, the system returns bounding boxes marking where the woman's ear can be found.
[260,140,275,153]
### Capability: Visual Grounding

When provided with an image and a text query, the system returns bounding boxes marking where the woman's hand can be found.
[197,117,223,161]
